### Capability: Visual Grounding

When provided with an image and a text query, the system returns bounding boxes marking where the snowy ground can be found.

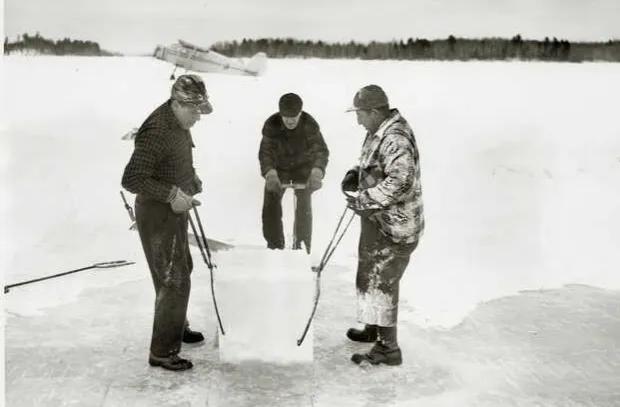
[2,56,620,406]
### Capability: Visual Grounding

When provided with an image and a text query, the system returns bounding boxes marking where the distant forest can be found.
[3,33,115,56]
[4,32,620,61]
[212,36,620,62]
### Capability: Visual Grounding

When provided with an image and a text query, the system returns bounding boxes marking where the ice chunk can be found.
[215,248,314,363]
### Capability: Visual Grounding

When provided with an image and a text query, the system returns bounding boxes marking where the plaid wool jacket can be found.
[354,109,425,245]
[122,100,198,202]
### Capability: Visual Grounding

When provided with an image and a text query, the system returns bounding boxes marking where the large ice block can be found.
[215,248,315,363]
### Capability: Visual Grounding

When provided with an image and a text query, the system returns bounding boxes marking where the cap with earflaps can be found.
[346,84,389,112]
[171,74,213,114]
[279,93,303,117]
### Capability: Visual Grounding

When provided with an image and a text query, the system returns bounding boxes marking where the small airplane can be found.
[154,39,267,79]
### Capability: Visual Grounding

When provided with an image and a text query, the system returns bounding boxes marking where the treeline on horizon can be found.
[3,33,116,56]
[4,32,620,61]
[212,35,620,62]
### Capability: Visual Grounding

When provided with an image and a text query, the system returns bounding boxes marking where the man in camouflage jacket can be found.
[259,93,329,252]
[121,74,212,371]
[342,84,424,366]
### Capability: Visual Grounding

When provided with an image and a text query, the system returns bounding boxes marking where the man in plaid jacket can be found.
[121,74,212,371]
[342,84,424,366]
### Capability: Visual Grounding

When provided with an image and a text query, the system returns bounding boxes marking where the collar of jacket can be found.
[164,99,187,132]
[277,111,306,132]
[366,109,401,140]
[366,108,401,140]
[165,99,195,146]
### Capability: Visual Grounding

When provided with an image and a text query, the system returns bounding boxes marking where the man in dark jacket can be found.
[121,74,212,371]
[258,93,329,252]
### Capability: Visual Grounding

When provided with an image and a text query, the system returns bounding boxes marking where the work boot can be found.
[183,326,204,343]
[378,325,398,349]
[148,353,193,371]
[351,325,402,366]
[351,341,402,366]
[346,324,378,343]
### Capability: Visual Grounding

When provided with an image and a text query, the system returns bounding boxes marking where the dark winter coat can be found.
[258,111,329,177]
[122,100,199,202]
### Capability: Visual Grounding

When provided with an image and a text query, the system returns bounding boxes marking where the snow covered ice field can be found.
[2,56,620,406]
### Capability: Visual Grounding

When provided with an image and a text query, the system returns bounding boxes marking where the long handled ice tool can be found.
[4,260,135,294]
[189,206,226,335]
[297,206,355,346]
[283,182,307,251]
[119,191,137,230]
[282,182,307,190]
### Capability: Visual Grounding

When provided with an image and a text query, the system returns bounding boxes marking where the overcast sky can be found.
[4,0,620,54]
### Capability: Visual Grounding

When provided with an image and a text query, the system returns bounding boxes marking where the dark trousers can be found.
[262,169,312,251]
[135,196,193,358]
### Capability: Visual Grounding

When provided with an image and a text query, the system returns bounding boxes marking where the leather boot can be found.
[183,325,205,343]
[351,326,402,366]
[149,353,193,371]
[351,342,402,366]
[346,324,378,343]
[378,325,399,350]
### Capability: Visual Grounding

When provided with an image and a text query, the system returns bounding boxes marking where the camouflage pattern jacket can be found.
[353,109,425,245]
[122,100,199,203]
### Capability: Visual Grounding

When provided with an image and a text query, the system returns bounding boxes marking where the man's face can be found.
[355,109,378,133]
[175,102,202,129]
[281,112,302,130]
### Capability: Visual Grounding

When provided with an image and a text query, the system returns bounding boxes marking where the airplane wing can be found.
[178,39,211,53]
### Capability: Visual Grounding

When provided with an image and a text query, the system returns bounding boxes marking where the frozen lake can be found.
[2,56,620,406]
[3,56,620,324]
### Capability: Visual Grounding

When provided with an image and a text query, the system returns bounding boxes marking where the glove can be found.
[341,169,359,192]
[345,193,361,212]
[307,168,324,192]
[265,169,282,193]
[345,193,373,218]
[169,187,201,213]
[193,174,203,194]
